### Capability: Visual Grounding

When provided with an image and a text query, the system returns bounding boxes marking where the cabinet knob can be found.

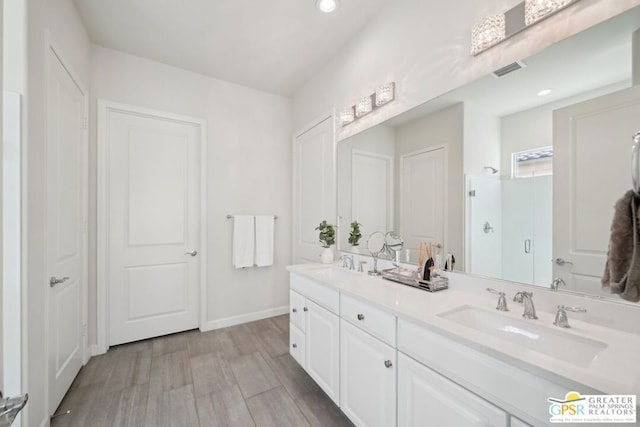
[304,307,308,312]
[357,314,365,321]
[384,360,393,368]
[292,343,297,348]
[292,308,297,313]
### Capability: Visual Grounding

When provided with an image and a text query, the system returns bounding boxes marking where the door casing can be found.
[96,100,208,354]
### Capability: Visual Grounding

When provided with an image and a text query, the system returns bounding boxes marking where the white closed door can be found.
[46,47,87,411]
[397,352,507,427]
[401,147,445,255]
[293,117,334,263]
[553,85,640,295]
[106,105,201,346]
[305,299,340,404]
[340,320,396,427]
[352,150,393,239]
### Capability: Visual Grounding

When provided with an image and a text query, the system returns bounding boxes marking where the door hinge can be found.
[469,190,476,197]
[83,116,88,130]
[82,323,88,337]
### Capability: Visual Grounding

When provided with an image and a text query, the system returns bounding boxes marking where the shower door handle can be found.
[524,239,531,254]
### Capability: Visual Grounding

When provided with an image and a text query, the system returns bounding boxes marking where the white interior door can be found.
[293,117,334,263]
[401,147,445,257]
[105,105,201,346]
[553,85,640,295]
[351,150,393,240]
[46,46,87,412]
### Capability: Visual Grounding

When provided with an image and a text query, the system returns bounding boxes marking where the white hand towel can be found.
[233,215,255,268]
[255,215,275,267]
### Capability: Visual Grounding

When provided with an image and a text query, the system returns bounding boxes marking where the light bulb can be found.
[316,0,338,13]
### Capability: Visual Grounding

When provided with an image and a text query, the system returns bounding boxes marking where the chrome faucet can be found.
[339,254,355,270]
[486,288,508,311]
[513,291,538,319]
[358,261,367,273]
[553,305,587,328]
[550,277,566,291]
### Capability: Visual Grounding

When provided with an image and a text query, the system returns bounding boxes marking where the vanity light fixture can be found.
[375,82,395,107]
[355,96,373,118]
[470,14,506,56]
[470,0,580,56]
[525,0,575,25]
[315,0,339,13]
[340,106,355,126]
[341,82,396,127]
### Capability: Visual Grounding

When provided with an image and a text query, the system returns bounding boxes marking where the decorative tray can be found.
[381,268,448,292]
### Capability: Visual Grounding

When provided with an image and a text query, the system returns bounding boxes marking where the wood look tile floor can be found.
[53,315,353,427]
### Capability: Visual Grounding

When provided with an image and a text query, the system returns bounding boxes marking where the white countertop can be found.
[287,263,640,396]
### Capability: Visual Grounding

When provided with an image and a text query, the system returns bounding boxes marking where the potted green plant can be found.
[348,221,362,252]
[316,220,336,263]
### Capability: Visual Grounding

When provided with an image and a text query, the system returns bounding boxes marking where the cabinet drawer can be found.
[291,273,339,314]
[290,290,306,331]
[289,323,305,369]
[341,294,396,346]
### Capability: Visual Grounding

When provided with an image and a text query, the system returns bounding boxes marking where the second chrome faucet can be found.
[513,291,538,319]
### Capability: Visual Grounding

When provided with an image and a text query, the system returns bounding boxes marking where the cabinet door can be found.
[306,299,340,404]
[340,320,396,427]
[289,324,306,369]
[397,352,507,427]
[290,290,306,331]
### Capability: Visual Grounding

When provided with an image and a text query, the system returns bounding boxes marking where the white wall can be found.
[464,103,501,176]
[3,0,26,93]
[293,0,640,141]
[26,0,91,425]
[89,46,293,339]
[394,103,464,265]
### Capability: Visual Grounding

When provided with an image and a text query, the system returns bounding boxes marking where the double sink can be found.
[306,265,608,369]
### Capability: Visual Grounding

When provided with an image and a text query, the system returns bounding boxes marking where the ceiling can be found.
[73,0,392,96]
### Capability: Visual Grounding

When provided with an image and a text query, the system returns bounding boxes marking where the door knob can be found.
[553,258,573,266]
[357,314,365,321]
[185,250,198,257]
[384,360,393,368]
[50,276,70,288]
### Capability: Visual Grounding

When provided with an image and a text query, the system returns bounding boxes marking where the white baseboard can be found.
[201,305,289,332]
[90,344,106,357]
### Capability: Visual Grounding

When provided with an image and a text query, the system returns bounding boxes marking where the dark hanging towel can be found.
[602,190,640,301]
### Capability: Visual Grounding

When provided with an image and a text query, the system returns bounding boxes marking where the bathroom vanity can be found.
[287,263,640,427]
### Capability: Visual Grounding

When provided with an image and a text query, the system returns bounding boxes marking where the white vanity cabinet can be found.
[397,352,508,427]
[289,277,340,405]
[340,319,396,427]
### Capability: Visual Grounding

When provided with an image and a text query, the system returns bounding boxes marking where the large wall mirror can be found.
[336,6,640,302]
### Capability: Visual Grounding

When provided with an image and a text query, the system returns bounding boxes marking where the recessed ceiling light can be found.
[537,88,553,96]
[316,0,339,13]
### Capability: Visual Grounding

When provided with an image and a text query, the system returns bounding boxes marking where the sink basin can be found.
[438,305,607,368]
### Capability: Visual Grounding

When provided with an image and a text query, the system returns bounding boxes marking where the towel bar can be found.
[227,214,278,219]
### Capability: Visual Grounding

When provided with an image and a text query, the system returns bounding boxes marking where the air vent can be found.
[492,60,527,78]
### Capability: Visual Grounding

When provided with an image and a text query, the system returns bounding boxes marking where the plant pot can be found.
[351,245,360,254]
[321,247,334,264]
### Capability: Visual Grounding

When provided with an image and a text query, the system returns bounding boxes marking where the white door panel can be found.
[401,148,445,256]
[352,150,393,239]
[305,300,339,404]
[47,47,86,412]
[107,108,201,346]
[553,86,640,294]
[294,117,334,263]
